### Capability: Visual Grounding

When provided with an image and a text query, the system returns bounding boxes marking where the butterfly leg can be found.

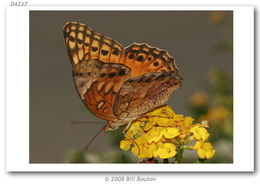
[123,122,141,155]
[123,121,132,134]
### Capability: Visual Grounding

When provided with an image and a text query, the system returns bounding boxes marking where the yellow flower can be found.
[154,143,177,159]
[190,125,209,141]
[143,121,153,131]
[162,127,180,139]
[119,105,215,162]
[143,143,157,158]
[184,116,194,127]
[149,106,175,116]
[147,126,164,143]
[131,134,147,159]
[174,114,184,122]
[194,141,216,159]
[120,139,132,151]
[146,126,180,143]
[126,121,144,138]
[146,106,175,127]
[154,117,174,127]
[132,145,146,159]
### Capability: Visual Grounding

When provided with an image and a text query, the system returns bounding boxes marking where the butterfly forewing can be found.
[63,22,124,67]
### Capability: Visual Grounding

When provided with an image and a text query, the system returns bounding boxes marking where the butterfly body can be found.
[64,22,182,131]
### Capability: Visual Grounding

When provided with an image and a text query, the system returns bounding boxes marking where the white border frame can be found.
[5,6,254,172]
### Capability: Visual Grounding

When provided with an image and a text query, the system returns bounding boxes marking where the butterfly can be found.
[63,21,183,131]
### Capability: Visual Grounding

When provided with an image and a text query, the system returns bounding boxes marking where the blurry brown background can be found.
[29,11,233,163]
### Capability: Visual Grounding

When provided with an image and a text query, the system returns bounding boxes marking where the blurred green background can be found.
[30,11,232,163]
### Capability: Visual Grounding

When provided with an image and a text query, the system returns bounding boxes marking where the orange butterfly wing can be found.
[64,22,127,120]
[63,22,124,68]
[63,22,182,129]
[121,43,179,77]
[73,60,131,120]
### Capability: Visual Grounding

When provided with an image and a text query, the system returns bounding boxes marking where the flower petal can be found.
[194,141,215,159]
[154,143,177,159]
[162,127,180,139]
[190,126,209,141]
[120,139,132,151]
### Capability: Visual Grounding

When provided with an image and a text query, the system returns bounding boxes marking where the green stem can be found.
[176,147,184,163]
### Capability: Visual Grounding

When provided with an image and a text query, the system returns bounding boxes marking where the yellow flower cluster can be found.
[120,105,215,160]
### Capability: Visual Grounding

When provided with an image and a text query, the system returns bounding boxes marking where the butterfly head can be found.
[104,115,137,131]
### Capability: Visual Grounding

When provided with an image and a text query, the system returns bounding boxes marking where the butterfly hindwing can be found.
[113,71,182,120]
[122,43,179,78]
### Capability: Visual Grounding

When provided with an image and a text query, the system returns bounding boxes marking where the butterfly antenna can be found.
[71,121,106,125]
[84,124,106,150]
